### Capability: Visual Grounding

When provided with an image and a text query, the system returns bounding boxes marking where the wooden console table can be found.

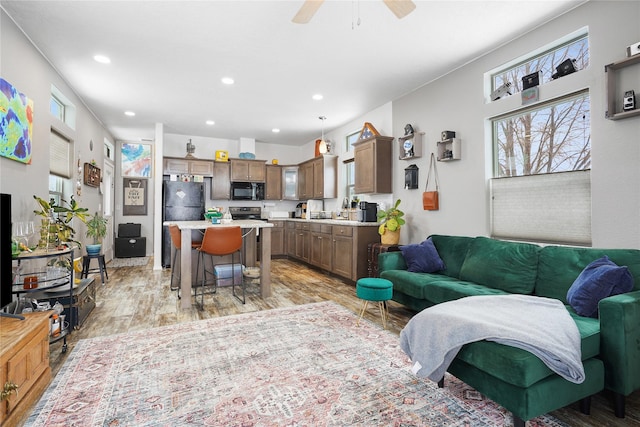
[0,311,51,426]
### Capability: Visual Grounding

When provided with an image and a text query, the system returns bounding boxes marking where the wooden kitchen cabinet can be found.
[294,222,310,262]
[269,220,285,256]
[332,225,354,279]
[230,159,266,182]
[353,135,394,193]
[0,311,51,427]
[211,161,231,200]
[298,161,314,200]
[265,165,282,200]
[285,222,297,257]
[310,223,332,271]
[298,155,337,199]
[163,157,214,176]
[331,224,380,281]
[283,220,379,282]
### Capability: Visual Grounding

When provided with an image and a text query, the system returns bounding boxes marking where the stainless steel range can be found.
[229,206,263,220]
[228,207,264,262]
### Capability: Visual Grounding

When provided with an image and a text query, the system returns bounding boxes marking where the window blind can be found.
[490,170,591,245]
[50,130,72,178]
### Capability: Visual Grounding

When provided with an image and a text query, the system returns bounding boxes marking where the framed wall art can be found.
[123,178,147,215]
[0,78,34,164]
[121,143,152,177]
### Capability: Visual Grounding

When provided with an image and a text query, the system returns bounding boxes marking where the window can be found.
[494,92,591,177]
[50,129,73,178]
[344,130,359,200]
[345,159,355,200]
[345,130,359,152]
[489,32,591,245]
[50,85,76,129]
[48,175,65,207]
[50,95,65,121]
[492,34,589,96]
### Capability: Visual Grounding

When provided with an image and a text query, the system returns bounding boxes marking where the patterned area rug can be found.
[27,302,568,426]
[107,256,150,268]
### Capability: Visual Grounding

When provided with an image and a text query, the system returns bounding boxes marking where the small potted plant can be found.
[85,212,108,255]
[377,199,405,245]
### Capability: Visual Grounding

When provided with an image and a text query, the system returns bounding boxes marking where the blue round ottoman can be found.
[356,277,393,329]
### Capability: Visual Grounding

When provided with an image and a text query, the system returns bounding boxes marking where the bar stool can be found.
[168,224,202,299]
[196,226,243,308]
[81,253,109,285]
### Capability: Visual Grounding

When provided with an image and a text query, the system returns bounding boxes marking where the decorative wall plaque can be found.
[83,163,101,187]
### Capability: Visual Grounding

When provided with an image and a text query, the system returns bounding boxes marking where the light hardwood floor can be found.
[45,257,638,426]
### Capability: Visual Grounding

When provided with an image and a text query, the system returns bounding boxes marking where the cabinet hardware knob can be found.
[1,382,19,401]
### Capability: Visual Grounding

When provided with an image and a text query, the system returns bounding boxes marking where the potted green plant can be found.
[33,195,89,249]
[85,212,108,255]
[377,199,405,245]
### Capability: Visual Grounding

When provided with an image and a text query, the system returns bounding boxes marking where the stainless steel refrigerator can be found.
[162,180,205,267]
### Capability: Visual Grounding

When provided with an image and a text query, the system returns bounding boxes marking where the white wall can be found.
[1,10,115,255]
[392,0,640,249]
[4,1,638,257]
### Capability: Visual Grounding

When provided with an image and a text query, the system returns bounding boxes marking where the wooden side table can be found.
[367,242,400,277]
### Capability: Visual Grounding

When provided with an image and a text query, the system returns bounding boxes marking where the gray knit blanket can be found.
[400,294,585,384]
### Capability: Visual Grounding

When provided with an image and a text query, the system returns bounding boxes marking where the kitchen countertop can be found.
[267,218,380,227]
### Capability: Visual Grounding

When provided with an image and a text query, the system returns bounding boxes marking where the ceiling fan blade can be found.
[383,0,416,19]
[292,0,325,24]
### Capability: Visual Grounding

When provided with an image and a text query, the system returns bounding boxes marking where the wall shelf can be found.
[398,132,424,160]
[83,163,101,187]
[437,138,461,161]
[605,54,640,120]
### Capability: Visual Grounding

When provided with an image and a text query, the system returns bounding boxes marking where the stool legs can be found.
[356,300,389,329]
[81,254,108,285]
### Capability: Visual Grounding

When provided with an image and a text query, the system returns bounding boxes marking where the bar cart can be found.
[11,246,76,353]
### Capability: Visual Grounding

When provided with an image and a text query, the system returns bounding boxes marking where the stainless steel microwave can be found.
[231,182,265,201]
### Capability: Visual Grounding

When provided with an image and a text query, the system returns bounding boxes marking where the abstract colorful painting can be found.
[0,78,34,164]
[121,143,152,177]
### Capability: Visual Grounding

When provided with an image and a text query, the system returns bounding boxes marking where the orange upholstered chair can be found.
[195,226,244,307]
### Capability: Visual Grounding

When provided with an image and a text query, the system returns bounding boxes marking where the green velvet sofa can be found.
[378,235,640,426]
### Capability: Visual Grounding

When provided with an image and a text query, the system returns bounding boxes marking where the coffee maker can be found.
[358,201,378,222]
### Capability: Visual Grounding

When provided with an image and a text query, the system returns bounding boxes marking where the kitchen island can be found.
[163,220,273,309]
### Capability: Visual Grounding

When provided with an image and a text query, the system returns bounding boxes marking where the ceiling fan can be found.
[292,0,416,24]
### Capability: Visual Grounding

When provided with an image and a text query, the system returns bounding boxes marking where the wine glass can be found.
[22,221,35,248]
[12,221,27,250]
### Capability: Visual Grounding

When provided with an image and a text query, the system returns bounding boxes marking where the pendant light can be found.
[319,116,328,154]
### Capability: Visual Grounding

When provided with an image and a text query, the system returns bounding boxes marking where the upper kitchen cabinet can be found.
[265,164,282,200]
[211,161,231,200]
[298,155,337,200]
[230,159,266,182]
[282,166,299,200]
[353,135,393,193]
[163,157,214,176]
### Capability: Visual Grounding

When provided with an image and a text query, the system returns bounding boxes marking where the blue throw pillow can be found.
[400,238,446,273]
[566,256,634,318]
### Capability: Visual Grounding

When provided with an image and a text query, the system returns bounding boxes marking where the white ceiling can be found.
[1,0,584,146]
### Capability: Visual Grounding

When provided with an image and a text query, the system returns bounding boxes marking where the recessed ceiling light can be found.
[124,111,135,116]
[206,120,215,125]
[221,77,235,85]
[272,128,280,133]
[93,54,111,64]
[312,94,323,100]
